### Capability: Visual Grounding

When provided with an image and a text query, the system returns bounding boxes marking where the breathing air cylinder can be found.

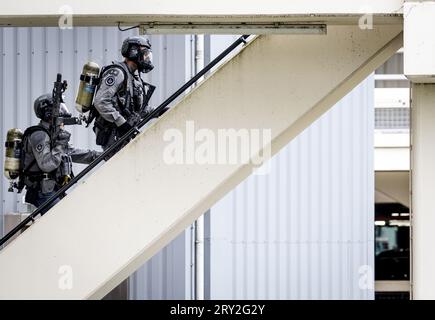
[4,128,23,180]
[75,61,100,113]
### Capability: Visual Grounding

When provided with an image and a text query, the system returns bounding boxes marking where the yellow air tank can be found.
[75,61,100,113]
[4,128,23,180]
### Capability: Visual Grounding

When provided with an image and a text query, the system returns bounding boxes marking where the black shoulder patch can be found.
[105,75,116,86]
[36,143,44,153]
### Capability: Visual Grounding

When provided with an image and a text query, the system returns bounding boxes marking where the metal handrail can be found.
[0,35,250,247]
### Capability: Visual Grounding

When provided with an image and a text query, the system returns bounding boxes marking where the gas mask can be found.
[137,47,154,73]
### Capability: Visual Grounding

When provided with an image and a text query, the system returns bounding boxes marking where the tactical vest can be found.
[91,62,148,147]
[95,62,145,126]
[21,125,57,189]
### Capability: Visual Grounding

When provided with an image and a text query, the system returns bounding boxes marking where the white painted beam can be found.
[0,26,402,299]
[374,74,408,81]
[375,88,409,109]
[411,83,435,299]
[375,148,410,171]
[0,0,404,27]
[375,133,409,147]
[374,132,410,171]
[1,0,405,15]
[139,24,328,35]
[404,1,435,82]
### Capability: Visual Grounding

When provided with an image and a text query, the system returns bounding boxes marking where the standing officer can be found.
[93,36,161,151]
[22,94,101,213]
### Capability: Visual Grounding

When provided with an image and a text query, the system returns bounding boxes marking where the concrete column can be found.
[404,0,435,300]
[411,84,435,299]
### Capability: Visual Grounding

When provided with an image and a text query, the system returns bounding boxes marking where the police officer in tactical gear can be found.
[93,36,160,151]
[23,94,101,214]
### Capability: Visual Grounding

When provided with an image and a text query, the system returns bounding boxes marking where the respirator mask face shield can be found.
[37,98,53,122]
[137,46,154,73]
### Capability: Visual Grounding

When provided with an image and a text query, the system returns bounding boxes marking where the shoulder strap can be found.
[107,62,134,113]
[23,125,50,140]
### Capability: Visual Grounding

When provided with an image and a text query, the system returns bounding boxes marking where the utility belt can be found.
[24,171,58,193]
[26,172,57,182]
[93,104,139,147]
[24,154,72,192]
[94,115,117,130]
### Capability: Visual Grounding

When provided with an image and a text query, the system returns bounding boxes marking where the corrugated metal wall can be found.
[0,27,192,299]
[207,76,375,300]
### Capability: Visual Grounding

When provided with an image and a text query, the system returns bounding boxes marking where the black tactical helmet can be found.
[121,36,154,73]
[34,94,70,121]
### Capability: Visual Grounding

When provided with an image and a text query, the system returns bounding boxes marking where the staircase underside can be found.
[0,25,402,299]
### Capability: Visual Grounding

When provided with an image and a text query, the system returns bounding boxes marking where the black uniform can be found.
[23,121,100,212]
[93,61,150,150]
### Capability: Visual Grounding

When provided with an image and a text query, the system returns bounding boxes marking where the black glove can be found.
[156,106,170,117]
[94,151,103,160]
[118,121,133,136]
[54,129,71,147]
[149,106,169,119]
[127,112,141,127]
